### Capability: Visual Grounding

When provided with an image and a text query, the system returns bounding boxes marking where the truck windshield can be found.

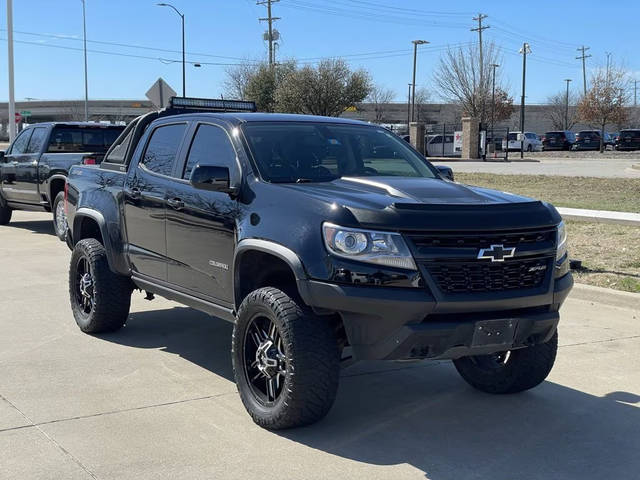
[242,122,437,183]
[47,126,125,153]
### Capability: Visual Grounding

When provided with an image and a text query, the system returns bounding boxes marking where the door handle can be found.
[166,197,184,210]
[129,187,141,199]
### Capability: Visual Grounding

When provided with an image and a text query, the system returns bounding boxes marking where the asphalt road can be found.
[2,211,639,480]
[432,157,640,178]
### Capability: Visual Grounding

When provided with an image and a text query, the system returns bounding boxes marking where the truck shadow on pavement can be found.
[108,306,640,480]
[6,219,54,235]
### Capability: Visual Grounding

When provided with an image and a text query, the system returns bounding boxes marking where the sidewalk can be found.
[557,207,640,227]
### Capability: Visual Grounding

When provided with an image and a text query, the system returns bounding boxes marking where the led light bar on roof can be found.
[169,96,257,112]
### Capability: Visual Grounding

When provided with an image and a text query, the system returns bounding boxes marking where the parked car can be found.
[502,131,542,152]
[542,131,575,151]
[65,97,572,430]
[0,122,125,238]
[425,134,456,157]
[615,129,640,150]
[573,130,604,150]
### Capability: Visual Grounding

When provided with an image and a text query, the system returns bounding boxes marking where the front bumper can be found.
[304,272,573,361]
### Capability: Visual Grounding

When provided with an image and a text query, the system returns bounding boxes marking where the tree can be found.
[223,62,258,99]
[433,42,511,124]
[413,87,432,123]
[276,59,371,116]
[545,90,579,130]
[578,64,629,152]
[366,84,395,123]
[244,61,296,112]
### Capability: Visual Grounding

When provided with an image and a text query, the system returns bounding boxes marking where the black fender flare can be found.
[47,174,67,206]
[233,239,313,310]
[72,208,119,272]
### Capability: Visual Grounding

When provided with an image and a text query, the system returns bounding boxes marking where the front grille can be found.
[425,257,550,294]
[409,228,555,250]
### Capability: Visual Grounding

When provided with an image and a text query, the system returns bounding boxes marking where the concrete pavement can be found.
[433,158,640,178]
[1,212,639,480]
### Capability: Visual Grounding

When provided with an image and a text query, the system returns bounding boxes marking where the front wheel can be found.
[52,191,67,241]
[69,238,132,333]
[453,331,558,394]
[232,287,340,430]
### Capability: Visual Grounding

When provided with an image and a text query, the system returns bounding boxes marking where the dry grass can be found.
[456,173,640,213]
[566,221,640,293]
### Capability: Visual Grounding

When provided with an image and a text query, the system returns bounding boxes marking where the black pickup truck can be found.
[65,97,573,430]
[0,122,124,238]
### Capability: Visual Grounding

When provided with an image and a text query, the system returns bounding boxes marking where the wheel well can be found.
[76,216,104,245]
[235,250,300,307]
[234,250,348,350]
[49,178,66,207]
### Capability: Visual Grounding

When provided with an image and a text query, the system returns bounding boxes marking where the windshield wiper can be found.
[295,177,339,183]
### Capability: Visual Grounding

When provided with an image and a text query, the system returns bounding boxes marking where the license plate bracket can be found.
[472,319,516,347]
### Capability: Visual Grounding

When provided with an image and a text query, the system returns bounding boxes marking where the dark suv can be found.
[615,129,640,150]
[573,130,603,150]
[542,131,575,151]
[64,98,573,430]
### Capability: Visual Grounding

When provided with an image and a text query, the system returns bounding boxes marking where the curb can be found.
[558,207,640,227]
[571,283,639,310]
[632,164,640,171]
[431,158,540,163]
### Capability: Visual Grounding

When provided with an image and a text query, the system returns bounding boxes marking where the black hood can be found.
[274,176,561,231]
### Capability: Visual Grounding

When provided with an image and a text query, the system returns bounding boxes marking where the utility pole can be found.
[157,3,186,97]
[257,0,280,66]
[519,42,531,159]
[564,79,572,130]
[490,63,499,156]
[81,0,89,121]
[407,83,412,132]
[410,40,429,123]
[471,14,489,125]
[6,0,16,141]
[634,80,637,107]
[576,46,591,95]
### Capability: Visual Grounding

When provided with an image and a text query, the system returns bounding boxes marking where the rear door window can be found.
[140,123,187,177]
[25,127,49,154]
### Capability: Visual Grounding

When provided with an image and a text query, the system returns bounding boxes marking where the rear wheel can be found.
[0,202,11,225]
[52,191,67,241]
[232,287,340,430]
[453,331,557,394]
[69,238,132,333]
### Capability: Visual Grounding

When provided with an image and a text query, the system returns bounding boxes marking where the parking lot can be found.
[0,211,637,479]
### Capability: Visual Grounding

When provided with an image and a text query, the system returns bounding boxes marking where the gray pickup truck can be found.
[0,122,124,239]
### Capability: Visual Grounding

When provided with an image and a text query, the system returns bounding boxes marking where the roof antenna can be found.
[221,94,226,112]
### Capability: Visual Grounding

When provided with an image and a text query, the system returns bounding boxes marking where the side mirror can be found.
[190,165,236,194]
[436,165,454,181]
[0,151,5,162]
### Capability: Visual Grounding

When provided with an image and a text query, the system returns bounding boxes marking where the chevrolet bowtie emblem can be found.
[477,244,516,262]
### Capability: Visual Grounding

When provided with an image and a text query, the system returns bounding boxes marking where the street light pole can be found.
[6,0,16,141]
[490,63,499,158]
[519,42,531,159]
[158,3,186,97]
[81,0,89,122]
[407,83,412,132]
[410,40,429,123]
[564,78,572,130]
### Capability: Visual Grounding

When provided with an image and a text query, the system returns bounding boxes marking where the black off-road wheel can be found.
[0,201,11,225]
[69,238,132,333]
[52,191,67,241]
[232,287,340,430]
[453,331,558,394]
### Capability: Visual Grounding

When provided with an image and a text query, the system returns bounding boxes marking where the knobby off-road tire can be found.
[52,191,67,241]
[453,331,558,394]
[69,238,132,333]
[232,287,340,430]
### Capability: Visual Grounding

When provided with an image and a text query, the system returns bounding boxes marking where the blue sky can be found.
[0,0,638,104]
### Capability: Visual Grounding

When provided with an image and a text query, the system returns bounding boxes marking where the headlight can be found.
[556,221,568,261]
[322,223,416,270]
